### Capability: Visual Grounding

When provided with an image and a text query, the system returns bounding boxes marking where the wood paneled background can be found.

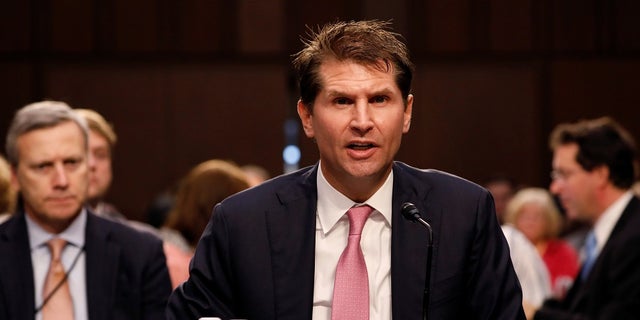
[1,0,639,221]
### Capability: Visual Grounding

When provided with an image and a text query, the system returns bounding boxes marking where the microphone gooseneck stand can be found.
[401,202,433,320]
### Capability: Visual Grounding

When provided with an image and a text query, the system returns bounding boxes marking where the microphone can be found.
[401,202,433,320]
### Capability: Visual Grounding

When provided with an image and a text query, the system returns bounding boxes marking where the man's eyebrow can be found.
[325,87,395,98]
[325,89,348,98]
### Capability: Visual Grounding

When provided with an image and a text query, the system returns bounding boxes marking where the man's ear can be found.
[297,100,315,138]
[592,165,610,188]
[403,94,413,133]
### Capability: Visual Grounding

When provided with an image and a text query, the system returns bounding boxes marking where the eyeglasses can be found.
[550,169,577,181]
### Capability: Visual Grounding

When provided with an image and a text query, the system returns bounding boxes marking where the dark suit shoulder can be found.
[394,161,488,196]
[219,165,316,211]
[88,212,163,247]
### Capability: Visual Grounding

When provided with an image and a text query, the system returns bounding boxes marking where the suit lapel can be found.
[84,212,120,320]
[266,166,318,320]
[0,213,36,319]
[391,163,439,319]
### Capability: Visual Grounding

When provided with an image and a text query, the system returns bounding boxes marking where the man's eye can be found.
[335,98,351,105]
[33,163,53,174]
[64,159,81,170]
[371,96,388,104]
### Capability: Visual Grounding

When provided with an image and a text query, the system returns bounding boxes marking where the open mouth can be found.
[348,143,375,150]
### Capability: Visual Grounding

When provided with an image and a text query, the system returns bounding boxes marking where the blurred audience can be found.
[0,154,16,223]
[484,174,517,224]
[160,159,251,287]
[501,223,552,318]
[74,108,124,220]
[145,188,176,228]
[506,187,579,299]
[75,108,163,235]
[241,164,270,187]
[533,116,640,319]
[486,175,551,317]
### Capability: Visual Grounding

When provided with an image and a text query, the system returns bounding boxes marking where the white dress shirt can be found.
[27,209,88,320]
[587,191,633,261]
[313,162,393,320]
[501,224,551,307]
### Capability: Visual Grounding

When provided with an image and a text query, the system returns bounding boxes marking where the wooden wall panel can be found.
[423,0,470,53]
[238,0,285,54]
[43,63,169,219]
[38,62,290,220]
[489,0,533,51]
[552,0,597,51]
[112,0,159,52]
[0,63,34,135]
[50,0,94,52]
[550,60,640,142]
[165,64,289,177]
[615,0,640,51]
[401,62,542,186]
[176,0,227,53]
[284,0,355,50]
[0,1,31,52]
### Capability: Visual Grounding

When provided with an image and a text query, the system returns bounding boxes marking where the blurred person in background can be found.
[75,108,162,237]
[533,117,640,319]
[484,174,517,224]
[0,154,16,223]
[0,101,171,319]
[241,164,271,187]
[506,187,579,299]
[160,159,251,287]
[501,222,552,319]
[486,176,551,317]
[74,108,124,220]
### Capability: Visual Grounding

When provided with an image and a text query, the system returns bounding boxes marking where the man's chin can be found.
[47,204,83,220]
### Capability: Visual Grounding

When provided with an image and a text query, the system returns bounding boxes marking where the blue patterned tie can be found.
[580,231,597,281]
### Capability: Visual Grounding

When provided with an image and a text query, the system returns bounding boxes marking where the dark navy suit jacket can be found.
[0,208,172,320]
[167,162,525,319]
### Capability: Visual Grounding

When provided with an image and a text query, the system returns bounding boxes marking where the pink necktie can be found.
[331,205,373,320]
[42,238,74,320]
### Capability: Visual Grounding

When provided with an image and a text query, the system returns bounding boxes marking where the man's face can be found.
[549,143,599,223]
[298,59,412,199]
[12,121,89,233]
[87,129,113,202]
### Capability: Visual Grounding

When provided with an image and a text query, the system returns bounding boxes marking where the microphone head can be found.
[401,202,420,222]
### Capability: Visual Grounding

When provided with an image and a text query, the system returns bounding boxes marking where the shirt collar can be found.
[592,191,633,252]
[26,207,87,250]
[316,161,393,235]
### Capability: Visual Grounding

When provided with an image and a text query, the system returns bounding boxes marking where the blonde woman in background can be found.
[160,159,251,288]
[506,187,579,299]
[0,155,16,223]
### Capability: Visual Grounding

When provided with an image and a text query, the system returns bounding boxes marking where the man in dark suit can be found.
[533,117,640,319]
[167,20,524,320]
[0,101,172,319]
